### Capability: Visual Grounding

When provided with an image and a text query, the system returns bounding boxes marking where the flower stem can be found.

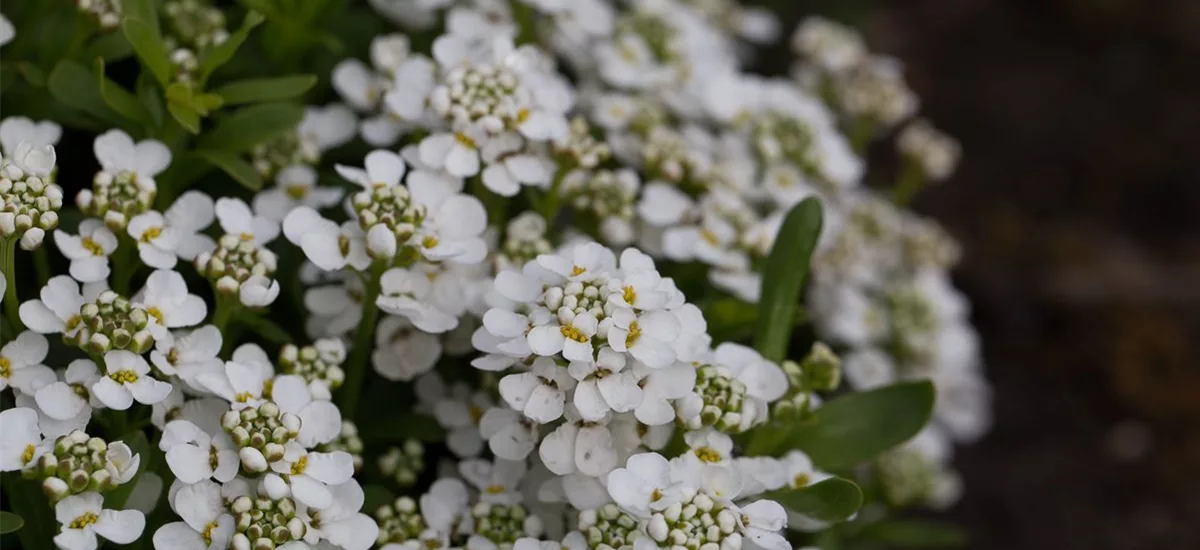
[0,237,24,333]
[890,158,927,207]
[538,165,569,223]
[33,247,51,286]
[336,268,382,421]
[111,235,136,296]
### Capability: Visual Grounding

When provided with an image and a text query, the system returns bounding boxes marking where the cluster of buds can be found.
[195,234,279,293]
[77,170,156,231]
[374,496,426,545]
[433,63,522,130]
[351,185,426,247]
[230,493,307,550]
[897,118,961,182]
[71,291,155,354]
[77,0,123,29]
[555,117,611,169]
[251,132,321,179]
[164,0,229,51]
[884,285,937,367]
[776,343,841,420]
[471,502,540,549]
[618,11,679,62]
[279,339,348,394]
[496,213,551,271]
[560,169,638,224]
[221,401,301,473]
[320,421,365,472]
[685,364,751,433]
[1,157,62,250]
[874,447,941,509]
[750,112,815,172]
[169,49,201,85]
[578,504,640,550]
[641,128,706,191]
[645,489,743,550]
[377,439,425,488]
[837,60,918,129]
[24,430,135,502]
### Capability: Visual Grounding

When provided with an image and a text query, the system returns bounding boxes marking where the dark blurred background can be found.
[766,0,1200,548]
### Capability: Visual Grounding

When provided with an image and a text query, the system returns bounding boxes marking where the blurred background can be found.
[762,0,1200,548]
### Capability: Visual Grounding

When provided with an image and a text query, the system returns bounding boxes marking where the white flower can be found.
[265,443,355,510]
[159,419,239,484]
[18,277,103,337]
[135,269,207,333]
[254,164,345,223]
[568,347,641,421]
[196,344,275,409]
[53,219,118,283]
[332,59,385,112]
[459,458,527,505]
[479,133,553,197]
[842,348,896,391]
[376,267,458,333]
[148,325,223,389]
[152,480,234,550]
[606,452,684,518]
[1,330,53,394]
[538,407,619,477]
[91,350,173,410]
[498,357,576,424]
[730,500,790,550]
[607,308,680,368]
[712,343,789,404]
[92,129,171,185]
[372,316,442,381]
[272,374,343,447]
[238,275,281,307]
[635,362,696,426]
[414,189,488,265]
[214,197,279,245]
[297,480,379,550]
[0,116,61,154]
[300,103,358,153]
[0,407,45,471]
[53,492,145,550]
[127,191,216,269]
[33,359,102,423]
[529,309,598,363]
[304,279,363,338]
[104,440,140,485]
[419,130,483,178]
[283,206,371,272]
[478,406,537,460]
[334,148,407,188]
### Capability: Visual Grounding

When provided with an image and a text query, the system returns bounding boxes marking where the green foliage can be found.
[96,58,153,128]
[359,414,448,444]
[199,11,267,86]
[197,150,264,190]
[198,102,305,152]
[754,198,823,362]
[214,75,318,105]
[747,380,935,467]
[770,477,864,523]
[0,511,24,535]
[859,519,970,548]
[47,59,126,129]
[123,17,173,86]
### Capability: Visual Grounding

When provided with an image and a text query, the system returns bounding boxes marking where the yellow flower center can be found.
[486,485,506,494]
[81,237,105,256]
[140,226,163,243]
[210,447,221,471]
[622,285,637,305]
[65,315,82,333]
[0,356,10,379]
[167,347,180,365]
[234,391,255,403]
[516,108,531,124]
[21,444,36,464]
[239,232,254,241]
[700,229,720,246]
[425,540,444,549]
[422,235,439,249]
[570,265,586,276]
[338,234,351,257]
[70,512,99,529]
[146,306,165,325]
[291,455,308,475]
[694,447,721,463]
[263,378,274,399]
[560,324,590,343]
[202,521,218,545]
[469,406,484,424]
[110,370,139,384]
[792,473,811,488]
[650,488,663,502]
[624,321,641,348]
[285,184,309,200]
[454,132,478,149]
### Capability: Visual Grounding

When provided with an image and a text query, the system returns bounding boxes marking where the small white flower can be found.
[148,325,223,389]
[135,269,208,333]
[498,357,576,424]
[272,374,343,447]
[332,59,385,112]
[151,480,235,550]
[479,133,553,197]
[606,452,684,518]
[53,492,145,550]
[0,330,53,394]
[53,219,118,283]
[458,458,527,505]
[478,406,537,460]
[127,191,216,268]
[195,344,275,409]
[92,129,171,185]
[730,500,790,550]
[418,130,483,178]
[376,267,458,333]
[254,164,345,223]
[0,116,61,154]
[214,197,279,245]
[635,362,696,426]
[33,359,103,423]
[568,347,641,421]
[529,309,598,363]
[538,407,618,477]
[372,316,442,381]
[159,419,239,484]
[4,140,56,177]
[304,279,363,338]
[607,308,680,368]
[296,480,379,550]
[0,407,45,471]
[91,350,173,410]
[333,148,407,188]
[283,206,371,272]
[264,443,355,510]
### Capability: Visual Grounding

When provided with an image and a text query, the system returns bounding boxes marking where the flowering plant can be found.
[0,1,988,550]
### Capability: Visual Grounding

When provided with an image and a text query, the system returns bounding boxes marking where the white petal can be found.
[575,426,617,477]
[573,381,609,422]
[94,508,146,544]
[152,522,205,550]
[290,474,333,510]
[523,384,564,424]
[166,445,212,484]
[303,451,354,485]
[130,378,173,405]
[321,513,379,550]
[364,149,406,186]
[297,400,342,447]
[18,300,63,333]
[92,377,134,410]
[35,382,87,420]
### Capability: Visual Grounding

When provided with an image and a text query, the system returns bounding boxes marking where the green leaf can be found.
[769,477,863,523]
[213,75,318,105]
[238,314,294,345]
[359,413,446,443]
[138,73,166,127]
[16,62,46,88]
[123,17,174,86]
[859,519,969,548]
[96,58,152,126]
[362,485,394,513]
[750,380,935,466]
[197,102,303,153]
[122,0,162,36]
[754,197,823,362]
[197,150,264,190]
[106,431,152,510]
[199,11,266,85]
[168,102,202,134]
[0,511,24,534]
[86,30,134,61]
[46,59,126,128]
[4,478,54,548]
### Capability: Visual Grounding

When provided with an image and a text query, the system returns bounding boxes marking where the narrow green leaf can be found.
[106,431,152,510]
[46,59,126,127]
[96,58,152,126]
[754,197,823,362]
[123,17,174,86]
[359,413,446,443]
[86,30,134,61]
[137,73,166,127]
[750,380,935,466]
[168,102,202,134]
[213,75,318,105]
[4,479,54,548]
[197,150,264,190]
[16,62,46,88]
[122,0,162,36]
[238,314,294,344]
[859,519,969,548]
[197,102,303,153]
[770,478,863,523]
[0,511,24,534]
[199,11,266,85]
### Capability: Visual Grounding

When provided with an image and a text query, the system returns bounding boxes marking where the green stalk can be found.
[890,159,927,207]
[538,166,569,223]
[336,269,382,420]
[1,238,24,333]
[211,296,240,355]
[33,247,51,286]
[111,235,136,295]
